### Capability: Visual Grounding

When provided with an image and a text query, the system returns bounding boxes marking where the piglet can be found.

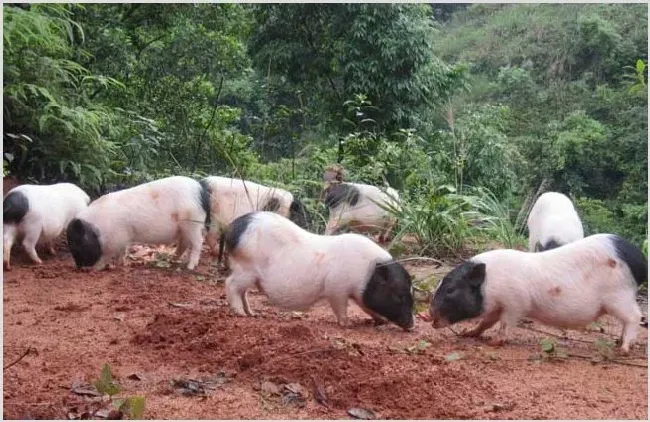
[66,176,210,271]
[3,183,90,270]
[224,211,414,330]
[429,234,646,353]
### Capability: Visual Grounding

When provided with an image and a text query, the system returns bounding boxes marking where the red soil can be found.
[2,245,648,419]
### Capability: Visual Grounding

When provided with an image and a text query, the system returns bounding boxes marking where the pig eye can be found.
[446,286,455,294]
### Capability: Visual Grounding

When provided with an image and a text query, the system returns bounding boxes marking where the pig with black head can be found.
[66,176,210,271]
[224,211,414,330]
[429,234,646,353]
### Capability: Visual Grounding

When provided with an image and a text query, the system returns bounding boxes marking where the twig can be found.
[520,325,598,344]
[567,353,647,368]
[3,346,32,370]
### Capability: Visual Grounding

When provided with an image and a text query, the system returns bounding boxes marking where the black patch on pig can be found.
[3,190,29,224]
[289,199,309,229]
[198,178,212,229]
[224,212,255,254]
[430,260,486,324]
[324,183,360,209]
[66,218,102,268]
[362,260,414,329]
[610,234,647,286]
[262,196,281,213]
[538,238,562,252]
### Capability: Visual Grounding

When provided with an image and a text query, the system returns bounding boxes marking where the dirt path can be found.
[2,247,648,419]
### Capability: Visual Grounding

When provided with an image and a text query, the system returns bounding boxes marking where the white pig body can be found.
[430,234,646,353]
[3,183,90,270]
[66,176,210,270]
[527,192,583,252]
[224,211,414,329]
[324,182,400,242]
[202,176,303,259]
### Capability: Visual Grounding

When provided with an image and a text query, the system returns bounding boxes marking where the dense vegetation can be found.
[3,3,647,255]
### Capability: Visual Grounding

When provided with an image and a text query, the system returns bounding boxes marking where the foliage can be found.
[93,363,145,420]
[2,3,646,254]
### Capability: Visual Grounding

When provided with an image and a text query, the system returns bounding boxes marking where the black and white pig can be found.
[527,191,584,252]
[429,234,646,353]
[322,181,400,243]
[223,211,414,330]
[66,176,210,271]
[3,183,90,270]
[201,175,308,263]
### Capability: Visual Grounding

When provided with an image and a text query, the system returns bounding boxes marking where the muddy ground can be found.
[2,244,648,420]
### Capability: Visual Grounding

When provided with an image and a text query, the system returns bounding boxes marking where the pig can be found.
[322,181,400,243]
[224,211,414,330]
[201,176,308,264]
[66,176,210,271]
[429,234,646,353]
[3,183,91,270]
[527,191,584,252]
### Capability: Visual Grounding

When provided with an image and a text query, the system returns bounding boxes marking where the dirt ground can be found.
[2,244,648,420]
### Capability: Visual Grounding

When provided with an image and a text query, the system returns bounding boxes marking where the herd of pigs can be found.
[2,166,647,354]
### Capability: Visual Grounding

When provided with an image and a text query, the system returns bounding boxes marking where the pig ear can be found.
[467,262,486,287]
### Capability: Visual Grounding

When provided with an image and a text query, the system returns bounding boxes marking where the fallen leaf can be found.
[284,382,308,398]
[171,379,208,397]
[70,382,101,397]
[260,381,282,396]
[312,377,329,407]
[168,302,192,308]
[348,407,376,420]
[93,408,111,419]
[291,311,306,319]
[444,351,463,362]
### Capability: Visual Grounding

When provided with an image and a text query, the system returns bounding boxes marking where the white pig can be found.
[66,176,210,270]
[201,176,308,263]
[224,211,414,330]
[3,183,90,270]
[322,181,400,242]
[429,234,646,353]
[527,191,584,252]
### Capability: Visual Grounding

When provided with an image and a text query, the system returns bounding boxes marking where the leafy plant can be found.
[539,337,568,360]
[93,363,145,420]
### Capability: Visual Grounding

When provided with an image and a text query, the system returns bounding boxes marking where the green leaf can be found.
[94,363,121,397]
[636,59,645,74]
[539,338,555,353]
[119,396,146,420]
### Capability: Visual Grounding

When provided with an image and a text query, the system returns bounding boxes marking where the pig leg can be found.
[205,229,220,257]
[328,296,349,327]
[462,310,501,338]
[47,240,57,255]
[226,272,257,316]
[242,291,255,317]
[183,224,204,270]
[3,227,16,271]
[606,299,642,354]
[174,238,189,261]
[489,311,519,346]
[21,225,43,265]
